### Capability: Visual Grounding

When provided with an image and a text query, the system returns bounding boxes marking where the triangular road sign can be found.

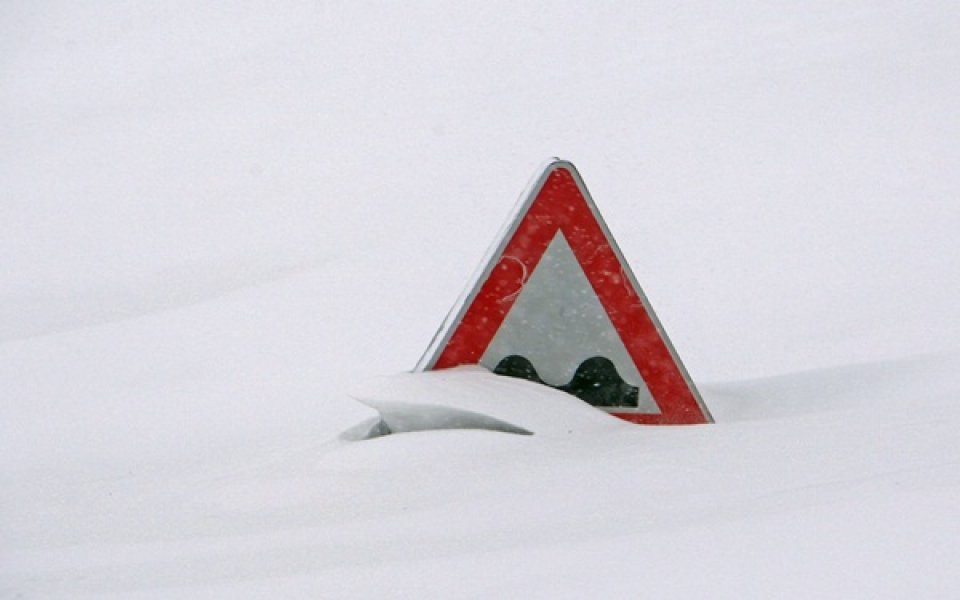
[417,159,712,425]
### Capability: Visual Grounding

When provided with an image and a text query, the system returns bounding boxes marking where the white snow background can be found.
[2,1,959,598]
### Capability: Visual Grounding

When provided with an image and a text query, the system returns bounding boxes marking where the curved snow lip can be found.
[342,365,628,440]
[341,401,533,440]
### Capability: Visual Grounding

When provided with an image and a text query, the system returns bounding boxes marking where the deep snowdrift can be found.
[2,1,959,598]
[2,273,958,598]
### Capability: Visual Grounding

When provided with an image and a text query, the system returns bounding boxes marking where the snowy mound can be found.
[346,366,630,438]
[4,1,959,597]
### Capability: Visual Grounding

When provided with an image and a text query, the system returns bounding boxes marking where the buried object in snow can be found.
[341,401,533,440]
[344,366,630,439]
[416,159,712,425]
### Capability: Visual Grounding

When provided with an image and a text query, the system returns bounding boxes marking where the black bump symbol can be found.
[491,355,544,385]
[493,355,640,409]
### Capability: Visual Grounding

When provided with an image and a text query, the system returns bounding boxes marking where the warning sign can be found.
[416,159,712,425]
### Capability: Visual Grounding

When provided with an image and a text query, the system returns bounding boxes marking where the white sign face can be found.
[479,231,659,413]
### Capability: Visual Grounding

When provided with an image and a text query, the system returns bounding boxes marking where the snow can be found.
[2,1,959,598]
[350,367,626,437]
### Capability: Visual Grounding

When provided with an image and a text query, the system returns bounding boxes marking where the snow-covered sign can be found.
[417,159,712,424]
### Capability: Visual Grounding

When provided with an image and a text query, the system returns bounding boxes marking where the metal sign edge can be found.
[561,165,714,423]
[414,158,565,372]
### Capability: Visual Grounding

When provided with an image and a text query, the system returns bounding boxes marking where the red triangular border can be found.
[418,160,712,425]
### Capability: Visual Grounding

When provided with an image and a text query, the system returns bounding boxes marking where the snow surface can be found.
[2,1,960,598]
